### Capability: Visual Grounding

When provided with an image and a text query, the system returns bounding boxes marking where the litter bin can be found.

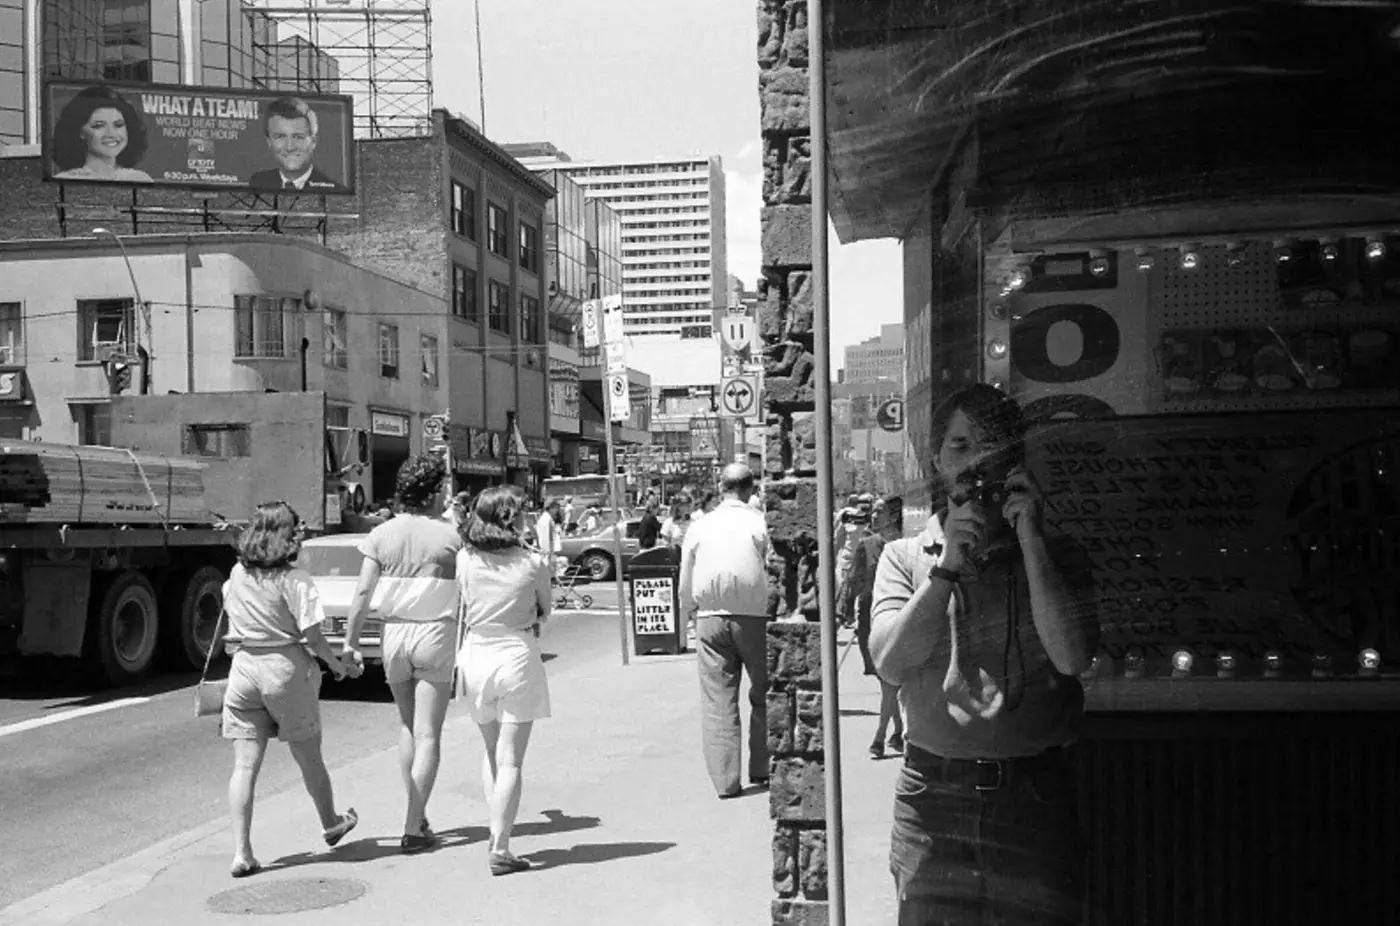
[626,545,685,656]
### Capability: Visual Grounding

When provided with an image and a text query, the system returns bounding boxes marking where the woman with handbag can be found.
[217,500,361,878]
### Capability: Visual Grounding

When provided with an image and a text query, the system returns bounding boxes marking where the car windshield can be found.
[297,544,365,577]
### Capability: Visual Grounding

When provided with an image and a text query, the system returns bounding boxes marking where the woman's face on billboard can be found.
[80,108,128,160]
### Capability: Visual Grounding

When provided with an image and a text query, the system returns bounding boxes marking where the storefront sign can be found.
[631,576,677,635]
[526,436,552,466]
[370,411,409,438]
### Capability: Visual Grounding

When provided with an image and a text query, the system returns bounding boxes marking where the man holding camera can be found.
[869,384,1098,925]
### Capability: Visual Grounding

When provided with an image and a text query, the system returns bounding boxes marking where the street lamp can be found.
[92,227,150,393]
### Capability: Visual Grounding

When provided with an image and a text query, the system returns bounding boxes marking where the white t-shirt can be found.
[535,511,562,554]
[222,563,325,648]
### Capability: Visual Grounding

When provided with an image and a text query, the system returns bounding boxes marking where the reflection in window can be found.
[487,202,508,257]
[452,263,478,322]
[322,306,347,369]
[488,280,509,334]
[378,322,399,379]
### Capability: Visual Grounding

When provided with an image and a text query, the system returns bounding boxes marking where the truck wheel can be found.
[89,571,159,685]
[580,551,614,581]
[171,566,225,671]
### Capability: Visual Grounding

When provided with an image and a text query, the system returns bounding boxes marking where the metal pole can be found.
[94,229,147,354]
[605,416,630,666]
[808,1,846,922]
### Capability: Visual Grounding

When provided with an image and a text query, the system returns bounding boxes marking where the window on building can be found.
[378,323,399,379]
[452,263,478,322]
[520,294,542,344]
[450,181,476,239]
[519,222,539,273]
[0,303,22,365]
[487,202,509,257]
[322,306,347,369]
[488,280,509,334]
[234,295,297,358]
[420,333,439,387]
[77,298,134,362]
[183,423,252,457]
[325,404,351,429]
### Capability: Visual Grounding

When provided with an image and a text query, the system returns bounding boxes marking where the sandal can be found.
[400,819,440,854]
[323,808,359,847]
[230,858,261,878]
[489,850,532,876]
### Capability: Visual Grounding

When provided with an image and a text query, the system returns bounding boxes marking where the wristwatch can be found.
[927,564,961,584]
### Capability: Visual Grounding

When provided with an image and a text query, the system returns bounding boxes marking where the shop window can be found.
[378,322,399,379]
[77,298,134,362]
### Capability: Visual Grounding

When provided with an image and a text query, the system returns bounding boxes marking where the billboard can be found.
[42,80,355,195]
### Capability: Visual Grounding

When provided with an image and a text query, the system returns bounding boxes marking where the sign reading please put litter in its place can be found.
[631,576,676,635]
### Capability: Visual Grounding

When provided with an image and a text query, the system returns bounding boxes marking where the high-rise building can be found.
[843,323,904,386]
[504,142,728,339]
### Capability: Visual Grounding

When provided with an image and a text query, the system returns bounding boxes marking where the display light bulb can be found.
[1124,649,1145,677]
[1079,654,1101,679]
[1226,244,1246,267]
[987,379,1006,393]
[1179,249,1200,271]
[1006,267,1029,291]
[1264,651,1284,677]
[1360,648,1382,672]
[1171,650,1194,674]
[1215,652,1237,676]
[987,301,1009,321]
[1321,242,1340,263]
[1135,249,1156,272]
[1088,253,1111,277]
[1366,237,1387,261]
[1274,244,1293,264]
[986,339,1008,360]
[1311,652,1333,678]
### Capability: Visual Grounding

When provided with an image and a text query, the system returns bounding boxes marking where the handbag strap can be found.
[198,603,228,684]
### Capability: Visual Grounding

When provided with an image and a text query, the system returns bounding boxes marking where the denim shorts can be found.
[890,748,1085,925]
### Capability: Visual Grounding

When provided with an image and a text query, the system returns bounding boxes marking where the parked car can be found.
[560,518,642,580]
[298,533,385,664]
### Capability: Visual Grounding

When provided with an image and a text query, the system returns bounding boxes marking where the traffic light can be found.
[104,359,132,394]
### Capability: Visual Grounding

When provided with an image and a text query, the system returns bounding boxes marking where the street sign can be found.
[720,375,758,418]
[606,372,630,423]
[422,414,447,448]
[876,398,905,432]
[580,299,601,349]
[601,293,625,346]
[605,340,628,374]
[720,313,753,353]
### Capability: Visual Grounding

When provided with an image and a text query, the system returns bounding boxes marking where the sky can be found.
[428,0,903,361]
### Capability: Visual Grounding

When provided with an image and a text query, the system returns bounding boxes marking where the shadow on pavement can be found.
[265,823,491,870]
[512,808,601,838]
[523,840,675,870]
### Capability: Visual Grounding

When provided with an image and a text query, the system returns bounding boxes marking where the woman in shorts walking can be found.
[220,500,359,878]
[341,454,462,853]
[456,486,553,876]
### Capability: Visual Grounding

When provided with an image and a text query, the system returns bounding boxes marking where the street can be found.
[0,598,628,912]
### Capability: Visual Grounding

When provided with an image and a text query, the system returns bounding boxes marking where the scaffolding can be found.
[244,0,432,139]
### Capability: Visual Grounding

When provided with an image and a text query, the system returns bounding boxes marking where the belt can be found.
[903,743,1065,793]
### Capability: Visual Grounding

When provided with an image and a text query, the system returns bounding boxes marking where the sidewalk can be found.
[3,625,902,926]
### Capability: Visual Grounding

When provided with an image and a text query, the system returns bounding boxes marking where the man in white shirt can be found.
[679,464,772,798]
[534,500,564,576]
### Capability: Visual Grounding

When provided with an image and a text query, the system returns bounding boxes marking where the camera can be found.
[970,475,1008,508]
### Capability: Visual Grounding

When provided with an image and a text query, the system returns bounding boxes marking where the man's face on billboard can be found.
[266,114,316,175]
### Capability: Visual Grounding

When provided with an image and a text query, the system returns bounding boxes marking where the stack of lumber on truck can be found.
[0,442,213,526]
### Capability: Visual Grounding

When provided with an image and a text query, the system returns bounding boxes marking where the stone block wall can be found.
[768,621,829,926]
[759,5,827,922]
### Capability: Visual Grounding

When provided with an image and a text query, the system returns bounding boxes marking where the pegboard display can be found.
[1149,239,1400,412]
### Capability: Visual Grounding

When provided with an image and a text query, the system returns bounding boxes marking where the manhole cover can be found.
[206,877,368,915]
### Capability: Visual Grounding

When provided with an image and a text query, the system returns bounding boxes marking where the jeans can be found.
[696,614,769,795]
[890,749,1085,925]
